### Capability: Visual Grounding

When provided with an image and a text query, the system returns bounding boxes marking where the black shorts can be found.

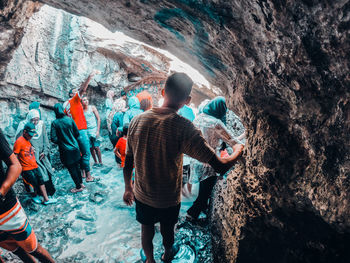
[22,168,44,190]
[135,198,181,226]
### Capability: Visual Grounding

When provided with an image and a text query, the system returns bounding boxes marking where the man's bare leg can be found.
[160,222,176,261]
[95,147,103,164]
[30,243,55,263]
[39,185,49,202]
[90,147,98,164]
[141,224,156,263]
[13,247,36,262]
[85,171,94,182]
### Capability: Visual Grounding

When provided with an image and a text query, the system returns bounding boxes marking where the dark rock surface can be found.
[1,0,349,262]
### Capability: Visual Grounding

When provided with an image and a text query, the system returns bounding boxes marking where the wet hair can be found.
[122,124,129,136]
[140,99,152,111]
[165,72,193,103]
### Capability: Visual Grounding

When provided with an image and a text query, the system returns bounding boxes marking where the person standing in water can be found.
[64,70,100,182]
[51,103,85,193]
[123,72,244,263]
[13,123,57,205]
[82,95,103,167]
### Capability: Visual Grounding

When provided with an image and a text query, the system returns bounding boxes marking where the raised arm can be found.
[78,71,97,96]
[92,105,101,137]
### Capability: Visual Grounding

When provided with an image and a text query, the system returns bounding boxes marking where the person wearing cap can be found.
[15,109,56,197]
[13,123,57,205]
[0,128,55,262]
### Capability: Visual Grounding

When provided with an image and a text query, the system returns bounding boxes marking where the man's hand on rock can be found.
[233,143,244,156]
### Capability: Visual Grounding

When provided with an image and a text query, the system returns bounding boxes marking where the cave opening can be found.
[0,4,246,262]
[1,1,349,263]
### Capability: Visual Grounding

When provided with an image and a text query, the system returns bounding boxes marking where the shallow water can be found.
[6,151,212,263]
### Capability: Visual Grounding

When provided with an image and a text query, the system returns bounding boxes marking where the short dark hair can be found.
[140,99,152,111]
[122,124,129,136]
[69,88,75,96]
[165,73,193,103]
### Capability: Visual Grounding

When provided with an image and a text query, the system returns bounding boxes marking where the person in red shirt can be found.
[13,123,57,205]
[63,70,100,182]
[114,124,128,168]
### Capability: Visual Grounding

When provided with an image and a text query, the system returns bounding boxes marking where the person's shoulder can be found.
[175,112,194,126]
[14,136,24,146]
[15,136,24,142]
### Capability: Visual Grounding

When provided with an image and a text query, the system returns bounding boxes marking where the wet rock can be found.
[1,1,349,262]
[89,191,108,204]
[85,223,97,235]
[99,166,114,175]
[76,211,96,222]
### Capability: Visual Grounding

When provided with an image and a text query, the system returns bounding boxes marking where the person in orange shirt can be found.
[13,123,57,205]
[0,128,55,263]
[114,124,128,168]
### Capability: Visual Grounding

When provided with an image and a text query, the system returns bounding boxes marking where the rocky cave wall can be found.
[1,1,350,263]
[1,4,214,144]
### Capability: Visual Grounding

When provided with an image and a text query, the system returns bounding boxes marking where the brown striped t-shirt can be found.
[126,107,216,208]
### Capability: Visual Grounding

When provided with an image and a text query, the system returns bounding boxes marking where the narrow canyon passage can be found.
[1,1,349,263]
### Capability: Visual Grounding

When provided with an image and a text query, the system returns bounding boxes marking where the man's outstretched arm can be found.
[123,154,134,206]
[209,144,244,175]
[0,153,22,196]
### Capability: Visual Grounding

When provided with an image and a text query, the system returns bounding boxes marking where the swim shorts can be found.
[135,198,180,225]
[22,168,44,193]
[0,201,37,253]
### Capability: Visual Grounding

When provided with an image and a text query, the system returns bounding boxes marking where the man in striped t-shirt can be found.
[123,73,244,263]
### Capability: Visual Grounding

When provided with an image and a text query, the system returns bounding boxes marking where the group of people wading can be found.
[0,72,244,262]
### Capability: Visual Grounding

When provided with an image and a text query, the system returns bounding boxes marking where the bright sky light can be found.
[81,16,210,87]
